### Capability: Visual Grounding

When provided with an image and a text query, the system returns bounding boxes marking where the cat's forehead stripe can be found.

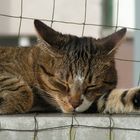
[75,75,84,83]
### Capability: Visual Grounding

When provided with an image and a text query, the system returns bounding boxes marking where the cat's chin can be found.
[60,96,94,113]
[75,96,93,112]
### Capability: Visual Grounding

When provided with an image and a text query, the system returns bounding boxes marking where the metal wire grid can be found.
[0,0,140,140]
[0,114,140,140]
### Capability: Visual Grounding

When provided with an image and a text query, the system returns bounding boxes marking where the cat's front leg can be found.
[97,87,140,114]
[0,74,33,114]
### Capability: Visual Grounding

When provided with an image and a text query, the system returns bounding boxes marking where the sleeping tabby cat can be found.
[0,19,140,114]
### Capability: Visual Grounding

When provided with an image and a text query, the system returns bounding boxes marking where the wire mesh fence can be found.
[0,113,140,140]
[0,0,140,140]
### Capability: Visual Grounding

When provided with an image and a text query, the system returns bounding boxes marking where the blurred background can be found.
[0,0,139,88]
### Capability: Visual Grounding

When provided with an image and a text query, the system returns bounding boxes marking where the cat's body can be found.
[0,47,34,113]
[0,20,140,114]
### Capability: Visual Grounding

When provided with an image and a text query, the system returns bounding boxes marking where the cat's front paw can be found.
[98,87,140,114]
[132,90,140,109]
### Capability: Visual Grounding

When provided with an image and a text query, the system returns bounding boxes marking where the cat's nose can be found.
[69,98,83,109]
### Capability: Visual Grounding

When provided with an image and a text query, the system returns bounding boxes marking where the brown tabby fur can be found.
[0,20,139,114]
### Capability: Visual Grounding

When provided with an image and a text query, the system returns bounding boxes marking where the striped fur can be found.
[0,20,136,114]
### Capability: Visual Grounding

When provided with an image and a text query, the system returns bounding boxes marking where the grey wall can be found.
[0,114,140,140]
[134,0,140,86]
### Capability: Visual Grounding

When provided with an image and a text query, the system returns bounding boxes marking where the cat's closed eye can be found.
[50,79,69,93]
[85,85,97,93]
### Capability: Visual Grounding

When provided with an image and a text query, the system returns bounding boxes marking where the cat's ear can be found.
[97,28,127,55]
[34,20,69,56]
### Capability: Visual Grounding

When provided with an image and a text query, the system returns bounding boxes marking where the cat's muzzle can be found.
[68,97,83,109]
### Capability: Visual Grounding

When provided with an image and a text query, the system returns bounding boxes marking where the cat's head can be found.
[34,20,127,113]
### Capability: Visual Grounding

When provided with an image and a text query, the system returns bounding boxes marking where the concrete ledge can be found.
[0,114,140,140]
